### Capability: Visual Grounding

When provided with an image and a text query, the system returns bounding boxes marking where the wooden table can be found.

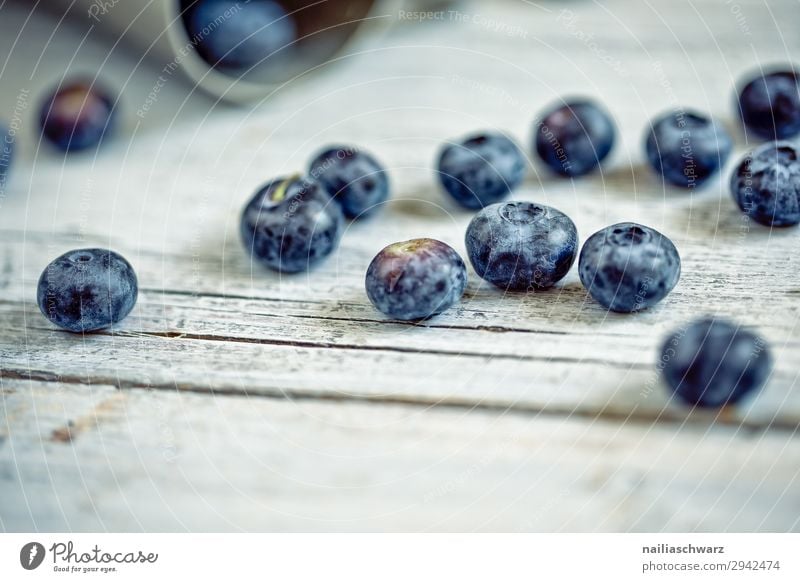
[1,0,798,532]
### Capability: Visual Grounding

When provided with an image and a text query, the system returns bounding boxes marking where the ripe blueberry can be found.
[365,238,467,321]
[241,175,344,273]
[645,110,732,189]
[182,0,295,72]
[737,69,800,140]
[534,99,616,177]
[39,80,116,152]
[309,145,390,219]
[579,223,680,313]
[437,132,525,210]
[465,201,578,291]
[730,141,800,227]
[37,248,138,333]
[662,318,772,408]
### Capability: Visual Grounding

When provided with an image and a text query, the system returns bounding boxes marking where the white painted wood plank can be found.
[0,300,797,429]
[1,380,798,532]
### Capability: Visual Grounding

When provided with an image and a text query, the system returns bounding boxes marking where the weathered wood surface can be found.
[3,382,800,532]
[1,0,799,531]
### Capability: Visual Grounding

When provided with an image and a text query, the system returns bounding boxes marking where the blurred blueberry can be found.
[37,248,138,333]
[183,0,295,72]
[662,318,772,408]
[309,145,390,219]
[579,223,681,313]
[534,99,615,177]
[645,110,732,189]
[438,132,525,210]
[39,80,116,152]
[241,175,344,273]
[465,201,578,291]
[365,238,467,321]
[737,69,800,140]
[731,141,800,227]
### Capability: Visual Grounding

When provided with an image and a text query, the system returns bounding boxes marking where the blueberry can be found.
[645,110,732,189]
[309,145,390,219]
[730,141,800,227]
[534,99,615,177]
[241,175,344,273]
[579,223,681,313]
[662,318,772,408]
[182,0,295,72]
[465,202,578,291]
[37,249,138,333]
[437,132,525,210]
[365,238,467,321]
[39,81,115,152]
[737,69,800,140]
[0,122,13,188]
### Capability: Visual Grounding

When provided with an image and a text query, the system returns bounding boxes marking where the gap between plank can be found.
[0,367,794,434]
[112,329,652,367]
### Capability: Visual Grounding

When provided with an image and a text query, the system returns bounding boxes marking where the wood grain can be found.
[2,380,799,532]
[0,0,799,531]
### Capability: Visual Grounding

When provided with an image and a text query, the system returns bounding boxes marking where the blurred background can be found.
[2,0,798,245]
[2,0,798,216]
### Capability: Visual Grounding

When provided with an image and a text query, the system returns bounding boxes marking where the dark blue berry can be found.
[309,145,390,219]
[730,141,800,227]
[737,69,800,140]
[37,249,138,333]
[241,175,344,273]
[579,223,681,313]
[0,122,13,188]
[645,110,732,189]
[534,99,615,177]
[437,132,525,210]
[365,239,467,321]
[662,318,772,408]
[183,0,295,72]
[39,81,116,152]
[465,202,578,291]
